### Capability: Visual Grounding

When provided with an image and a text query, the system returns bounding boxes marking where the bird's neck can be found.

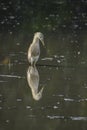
[32,37,39,44]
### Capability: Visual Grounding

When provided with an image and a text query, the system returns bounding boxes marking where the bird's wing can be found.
[30,44,40,56]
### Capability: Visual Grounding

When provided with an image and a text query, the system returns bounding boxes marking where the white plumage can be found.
[28,32,44,66]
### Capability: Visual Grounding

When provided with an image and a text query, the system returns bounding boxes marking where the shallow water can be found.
[0,30,87,130]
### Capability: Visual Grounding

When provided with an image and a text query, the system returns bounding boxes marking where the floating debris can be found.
[57,60,61,63]
[6,120,10,123]
[9,31,12,34]
[9,16,15,19]
[0,107,2,110]
[16,98,22,102]
[1,21,4,24]
[57,102,60,105]
[60,55,65,58]
[56,67,58,70]
[78,51,80,55]
[0,94,2,97]
[26,106,31,109]
[54,55,58,58]
[16,43,20,46]
[53,106,58,109]
[73,24,79,29]
[17,22,20,25]
[41,107,45,110]
[75,40,78,43]
[2,7,7,10]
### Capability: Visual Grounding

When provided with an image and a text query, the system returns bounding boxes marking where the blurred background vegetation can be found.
[0,0,87,33]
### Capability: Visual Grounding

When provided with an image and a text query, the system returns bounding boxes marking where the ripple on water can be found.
[47,115,64,120]
[52,94,64,97]
[70,116,87,121]
[64,98,75,102]
[78,98,87,102]
[0,74,25,79]
[64,97,87,103]
[47,115,87,121]
[41,57,53,61]
[0,80,7,83]
[7,106,16,110]
[27,115,36,118]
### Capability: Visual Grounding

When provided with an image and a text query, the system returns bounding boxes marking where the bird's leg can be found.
[31,58,34,66]
[28,62,31,66]
[31,62,34,67]
[33,61,36,67]
[31,60,35,67]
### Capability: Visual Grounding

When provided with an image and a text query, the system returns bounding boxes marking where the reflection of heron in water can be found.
[28,32,45,66]
[27,66,44,101]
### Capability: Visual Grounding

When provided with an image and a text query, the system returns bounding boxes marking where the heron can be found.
[28,32,44,66]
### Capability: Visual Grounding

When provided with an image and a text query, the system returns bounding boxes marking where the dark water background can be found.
[0,0,87,130]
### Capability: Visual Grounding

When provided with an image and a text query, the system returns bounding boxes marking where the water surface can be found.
[0,30,87,130]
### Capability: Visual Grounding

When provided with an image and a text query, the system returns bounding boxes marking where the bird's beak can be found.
[40,39,45,46]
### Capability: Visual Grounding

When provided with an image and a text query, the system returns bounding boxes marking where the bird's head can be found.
[34,32,45,46]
